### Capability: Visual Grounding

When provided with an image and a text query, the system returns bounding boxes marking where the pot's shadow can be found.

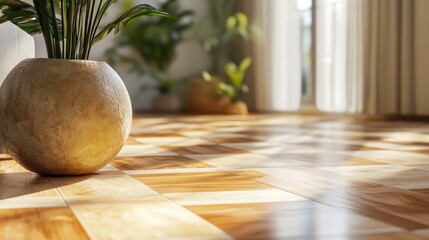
[0,171,91,200]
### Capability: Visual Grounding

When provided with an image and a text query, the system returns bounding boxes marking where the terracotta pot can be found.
[0,59,132,176]
[152,94,181,114]
[223,101,249,115]
[186,77,229,114]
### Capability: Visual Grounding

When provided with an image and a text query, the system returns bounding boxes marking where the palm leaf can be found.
[0,0,167,60]
[0,0,41,35]
[92,4,169,44]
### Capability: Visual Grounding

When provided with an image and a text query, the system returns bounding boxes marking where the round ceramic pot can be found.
[152,94,181,114]
[0,59,132,176]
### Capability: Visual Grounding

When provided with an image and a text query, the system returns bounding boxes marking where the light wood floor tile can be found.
[50,172,159,199]
[341,150,429,167]
[0,197,66,209]
[275,152,387,167]
[0,160,29,174]
[414,229,429,239]
[0,173,59,200]
[322,165,429,189]
[165,189,305,206]
[0,153,12,160]
[67,199,232,240]
[222,142,323,154]
[58,171,233,239]
[0,208,89,240]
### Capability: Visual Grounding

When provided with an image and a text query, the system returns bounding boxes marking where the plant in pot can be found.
[0,0,168,176]
[187,0,260,114]
[106,0,193,114]
[203,57,252,115]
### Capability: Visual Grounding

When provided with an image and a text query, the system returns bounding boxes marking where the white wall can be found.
[0,23,35,84]
[0,22,35,150]
[34,0,210,111]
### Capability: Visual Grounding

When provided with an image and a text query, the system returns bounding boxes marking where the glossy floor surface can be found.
[1,114,429,240]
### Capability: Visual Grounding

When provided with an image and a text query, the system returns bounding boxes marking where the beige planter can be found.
[0,59,132,176]
[152,94,181,114]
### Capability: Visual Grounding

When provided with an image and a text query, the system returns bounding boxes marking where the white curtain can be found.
[316,0,423,115]
[255,0,302,112]
[316,0,364,113]
[255,0,428,116]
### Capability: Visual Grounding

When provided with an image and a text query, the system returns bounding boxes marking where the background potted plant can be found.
[203,57,252,115]
[106,0,193,114]
[186,0,260,114]
[0,0,167,176]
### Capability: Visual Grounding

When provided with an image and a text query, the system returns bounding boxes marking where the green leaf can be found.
[226,16,236,31]
[202,71,213,82]
[0,0,42,35]
[224,62,239,84]
[236,12,248,28]
[218,82,236,102]
[93,4,170,45]
[224,58,252,92]
[239,57,252,72]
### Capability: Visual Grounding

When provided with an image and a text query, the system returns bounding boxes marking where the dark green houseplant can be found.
[0,0,168,59]
[0,0,168,176]
[107,0,193,113]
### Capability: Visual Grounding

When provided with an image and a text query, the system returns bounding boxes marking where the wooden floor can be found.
[1,114,429,240]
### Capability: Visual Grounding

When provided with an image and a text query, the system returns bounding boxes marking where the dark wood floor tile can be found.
[187,201,400,240]
[111,156,213,170]
[135,171,270,193]
[164,144,246,155]
[238,169,429,230]
[205,137,261,143]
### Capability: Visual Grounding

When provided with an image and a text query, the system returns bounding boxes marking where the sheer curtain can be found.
[255,0,302,112]
[254,0,427,115]
[316,0,420,115]
[316,0,364,113]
